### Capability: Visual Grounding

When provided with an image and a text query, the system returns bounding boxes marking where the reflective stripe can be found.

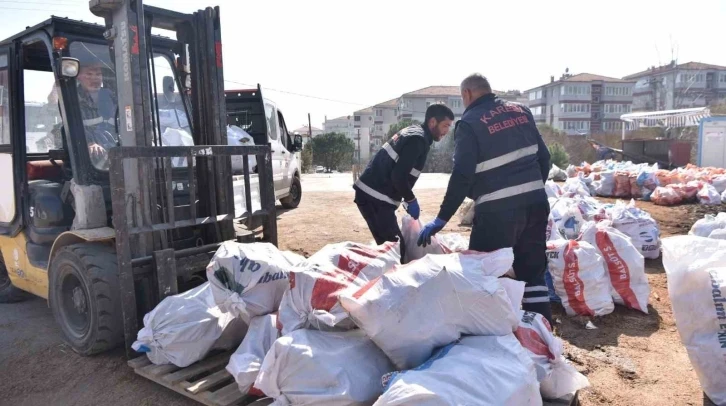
[410,168,421,178]
[522,296,550,303]
[475,180,544,205]
[83,117,114,126]
[354,179,401,207]
[524,286,549,292]
[475,144,539,174]
[382,143,399,162]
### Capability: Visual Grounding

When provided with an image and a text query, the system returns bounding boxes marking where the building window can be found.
[354,115,361,122]
[603,104,632,114]
[560,85,591,96]
[603,121,624,131]
[530,106,543,115]
[528,90,543,100]
[605,86,632,96]
[678,73,705,83]
[559,121,590,131]
[375,109,382,117]
[450,99,462,108]
[559,103,590,113]
[720,73,726,83]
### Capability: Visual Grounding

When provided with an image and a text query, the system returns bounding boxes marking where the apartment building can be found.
[623,61,726,112]
[291,124,324,137]
[525,73,636,135]
[322,115,354,139]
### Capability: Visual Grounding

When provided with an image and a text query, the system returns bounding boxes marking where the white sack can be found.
[721,189,726,204]
[595,171,615,197]
[579,222,650,313]
[457,198,475,226]
[254,329,393,406]
[132,283,248,367]
[400,214,467,263]
[227,125,257,174]
[711,175,726,194]
[340,249,519,370]
[662,236,726,406]
[698,184,722,205]
[609,200,661,259]
[546,240,614,317]
[160,127,194,167]
[549,164,567,182]
[559,205,585,240]
[545,180,563,198]
[277,241,400,334]
[690,214,726,237]
[708,228,726,240]
[374,335,542,406]
[515,310,590,400]
[227,313,281,395]
[206,242,302,323]
[547,213,564,241]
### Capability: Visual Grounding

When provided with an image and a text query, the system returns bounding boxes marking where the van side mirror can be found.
[294,134,303,151]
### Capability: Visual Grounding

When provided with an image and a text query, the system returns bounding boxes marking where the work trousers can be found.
[469,200,552,323]
[354,191,406,260]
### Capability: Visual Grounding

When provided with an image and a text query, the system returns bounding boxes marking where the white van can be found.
[225,87,303,212]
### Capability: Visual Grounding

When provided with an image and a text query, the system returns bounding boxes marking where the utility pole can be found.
[307,113,313,173]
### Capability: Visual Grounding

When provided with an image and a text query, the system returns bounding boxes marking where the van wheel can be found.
[280,176,302,209]
[49,243,123,356]
[0,255,30,303]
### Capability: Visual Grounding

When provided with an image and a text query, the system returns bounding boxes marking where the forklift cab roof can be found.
[0,15,178,50]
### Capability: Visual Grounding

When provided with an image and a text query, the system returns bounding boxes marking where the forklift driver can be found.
[75,49,117,169]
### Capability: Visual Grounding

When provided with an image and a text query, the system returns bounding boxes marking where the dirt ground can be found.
[0,173,719,406]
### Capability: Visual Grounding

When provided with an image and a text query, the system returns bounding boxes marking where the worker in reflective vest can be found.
[418,74,553,323]
[354,104,454,259]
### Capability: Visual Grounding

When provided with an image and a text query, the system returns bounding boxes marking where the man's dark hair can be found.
[425,103,455,124]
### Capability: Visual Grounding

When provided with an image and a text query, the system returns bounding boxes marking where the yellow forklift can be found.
[0,0,299,366]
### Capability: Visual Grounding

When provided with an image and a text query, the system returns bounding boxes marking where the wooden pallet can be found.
[128,351,255,406]
[130,352,579,406]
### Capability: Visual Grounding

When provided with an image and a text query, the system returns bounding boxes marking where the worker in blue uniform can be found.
[418,74,553,322]
[354,104,454,259]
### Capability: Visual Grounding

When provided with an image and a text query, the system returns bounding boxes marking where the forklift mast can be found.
[86,0,278,354]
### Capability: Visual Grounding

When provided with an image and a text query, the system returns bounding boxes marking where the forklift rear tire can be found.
[0,255,31,303]
[280,176,302,209]
[49,243,123,356]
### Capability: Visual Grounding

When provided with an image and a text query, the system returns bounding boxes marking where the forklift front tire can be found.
[49,243,124,356]
[0,256,31,303]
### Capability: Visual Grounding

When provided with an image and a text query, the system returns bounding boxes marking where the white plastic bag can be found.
[206,242,303,323]
[709,228,726,240]
[579,222,650,313]
[610,200,661,259]
[227,125,257,174]
[340,250,519,369]
[546,213,564,241]
[690,214,726,237]
[559,205,585,240]
[546,240,614,317]
[698,184,722,205]
[515,311,590,400]
[132,283,248,367]
[457,198,475,226]
[160,127,194,167]
[711,175,726,194]
[227,313,281,395]
[549,164,567,182]
[545,180,563,198]
[277,241,400,334]
[254,329,393,406]
[595,171,615,197]
[662,236,726,405]
[562,177,591,198]
[374,335,542,406]
[400,215,467,263]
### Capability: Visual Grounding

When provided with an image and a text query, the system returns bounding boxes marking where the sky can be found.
[2,0,725,129]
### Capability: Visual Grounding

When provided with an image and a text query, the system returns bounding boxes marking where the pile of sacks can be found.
[566,160,726,206]
[689,212,726,239]
[545,193,653,316]
[134,234,590,404]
